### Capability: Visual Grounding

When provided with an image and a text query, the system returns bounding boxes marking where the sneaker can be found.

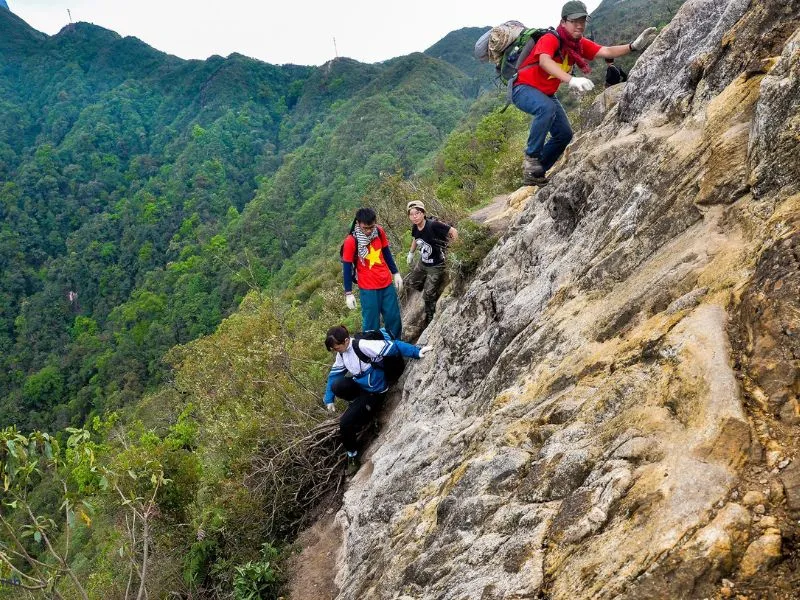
[346,453,361,477]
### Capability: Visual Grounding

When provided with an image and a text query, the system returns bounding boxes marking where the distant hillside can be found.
[424,26,494,85]
[589,0,687,73]
[0,10,480,430]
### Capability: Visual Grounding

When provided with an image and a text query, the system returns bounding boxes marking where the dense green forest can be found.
[0,1,684,596]
[0,7,492,433]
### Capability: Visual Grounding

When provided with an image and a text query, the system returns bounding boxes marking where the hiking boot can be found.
[523,174,548,186]
[346,454,361,477]
[522,155,545,177]
[522,155,548,186]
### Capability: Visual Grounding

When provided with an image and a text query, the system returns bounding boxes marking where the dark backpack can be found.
[424,214,450,227]
[352,328,406,385]
[498,27,561,85]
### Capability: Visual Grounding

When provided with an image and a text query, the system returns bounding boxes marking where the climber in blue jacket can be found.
[323,324,432,474]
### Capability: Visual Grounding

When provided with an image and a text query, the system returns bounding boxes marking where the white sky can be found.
[8,0,603,66]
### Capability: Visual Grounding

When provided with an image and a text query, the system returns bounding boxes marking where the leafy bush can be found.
[233,543,283,600]
[447,220,498,293]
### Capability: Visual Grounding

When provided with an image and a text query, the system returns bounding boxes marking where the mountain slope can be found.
[424,26,494,83]
[0,12,480,430]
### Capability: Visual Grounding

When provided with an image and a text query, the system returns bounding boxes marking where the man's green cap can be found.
[562,0,589,20]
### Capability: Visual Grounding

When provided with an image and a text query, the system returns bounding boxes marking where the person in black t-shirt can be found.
[405,200,458,326]
[604,58,628,88]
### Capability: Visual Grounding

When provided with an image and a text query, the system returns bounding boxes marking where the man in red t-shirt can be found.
[341,207,404,338]
[513,0,657,185]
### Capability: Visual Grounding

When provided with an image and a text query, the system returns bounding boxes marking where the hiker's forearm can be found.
[596,44,631,60]
[382,247,399,274]
[539,55,572,83]
[342,262,354,292]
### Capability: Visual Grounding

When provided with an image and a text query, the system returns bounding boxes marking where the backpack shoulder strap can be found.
[351,337,372,364]
[518,28,562,71]
[376,225,389,246]
[547,28,563,59]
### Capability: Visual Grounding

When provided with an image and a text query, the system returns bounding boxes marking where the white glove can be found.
[393,273,403,294]
[345,293,357,310]
[568,77,595,93]
[631,27,657,52]
[325,402,336,413]
[418,345,433,358]
[406,250,415,265]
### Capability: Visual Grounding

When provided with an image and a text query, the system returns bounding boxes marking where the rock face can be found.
[331,0,800,598]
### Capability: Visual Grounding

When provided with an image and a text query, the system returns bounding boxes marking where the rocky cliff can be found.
[326,0,800,597]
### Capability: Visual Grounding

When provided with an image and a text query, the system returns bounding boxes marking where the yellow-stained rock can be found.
[738,532,782,579]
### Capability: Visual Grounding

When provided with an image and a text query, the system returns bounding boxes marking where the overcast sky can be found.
[9,0,603,65]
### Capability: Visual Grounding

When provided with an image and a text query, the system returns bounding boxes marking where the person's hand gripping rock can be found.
[630,27,658,52]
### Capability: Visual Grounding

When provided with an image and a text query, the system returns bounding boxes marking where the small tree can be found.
[0,425,170,600]
[0,426,90,599]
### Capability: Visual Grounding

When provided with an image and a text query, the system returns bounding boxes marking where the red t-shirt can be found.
[516,33,601,96]
[342,226,393,290]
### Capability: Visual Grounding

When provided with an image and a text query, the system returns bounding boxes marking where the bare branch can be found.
[244,417,353,537]
[25,505,89,600]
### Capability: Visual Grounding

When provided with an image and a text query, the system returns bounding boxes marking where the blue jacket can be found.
[324,337,420,404]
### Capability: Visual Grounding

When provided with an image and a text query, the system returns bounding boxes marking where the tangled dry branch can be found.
[246,418,346,538]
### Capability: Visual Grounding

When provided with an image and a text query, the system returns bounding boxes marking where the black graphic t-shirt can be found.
[412,219,451,266]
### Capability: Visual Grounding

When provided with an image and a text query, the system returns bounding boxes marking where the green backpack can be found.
[498,27,562,86]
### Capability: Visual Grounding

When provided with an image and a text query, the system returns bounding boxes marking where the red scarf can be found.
[555,25,592,74]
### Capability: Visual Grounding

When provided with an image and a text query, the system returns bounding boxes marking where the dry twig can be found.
[245,419,348,538]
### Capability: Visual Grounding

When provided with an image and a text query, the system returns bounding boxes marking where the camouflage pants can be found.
[406,262,446,323]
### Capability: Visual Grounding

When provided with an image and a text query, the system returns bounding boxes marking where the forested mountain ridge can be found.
[424,26,494,83]
[0,9,485,432]
[0,9,310,430]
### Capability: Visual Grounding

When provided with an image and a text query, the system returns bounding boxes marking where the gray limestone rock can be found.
[326,1,800,598]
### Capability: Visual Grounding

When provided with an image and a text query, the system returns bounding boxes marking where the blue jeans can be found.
[512,84,573,172]
[359,285,402,339]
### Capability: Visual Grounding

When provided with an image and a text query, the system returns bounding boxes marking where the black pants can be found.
[331,378,385,453]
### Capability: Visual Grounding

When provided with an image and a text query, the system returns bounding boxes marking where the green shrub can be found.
[184,538,218,588]
[447,219,498,293]
[233,543,283,600]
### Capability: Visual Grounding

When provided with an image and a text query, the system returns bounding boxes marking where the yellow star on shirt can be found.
[366,245,383,268]
[548,54,571,80]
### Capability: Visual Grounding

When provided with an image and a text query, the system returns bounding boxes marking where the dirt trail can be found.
[287,510,342,600]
